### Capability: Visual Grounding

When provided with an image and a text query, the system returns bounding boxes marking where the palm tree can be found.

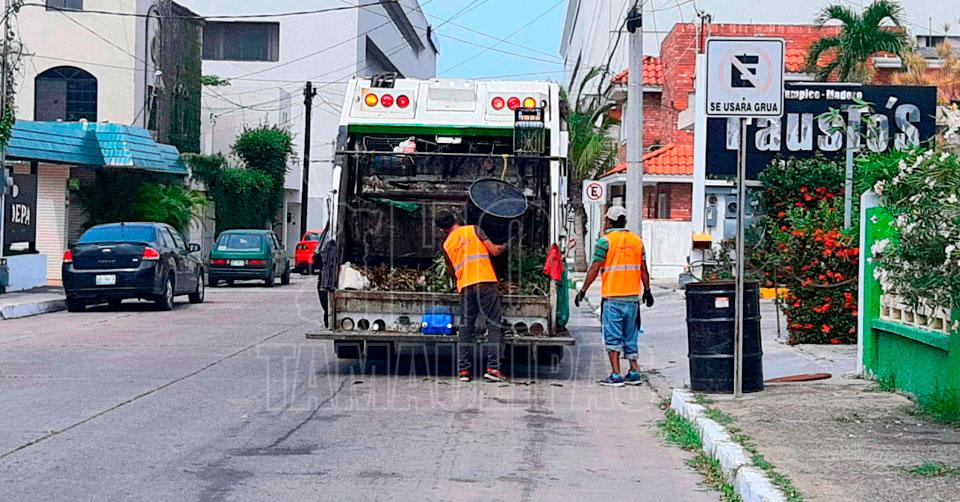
[564,67,619,271]
[806,0,910,82]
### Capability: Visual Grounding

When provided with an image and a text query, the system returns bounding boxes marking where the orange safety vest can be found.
[443,225,498,292]
[601,230,645,298]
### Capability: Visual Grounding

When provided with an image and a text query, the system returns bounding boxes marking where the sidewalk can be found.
[0,286,66,320]
[569,276,958,501]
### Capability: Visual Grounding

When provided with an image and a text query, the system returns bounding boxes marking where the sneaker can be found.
[483,368,507,382]
[458,370,472,382]
[624,370,644,386]
[598,373,625,387]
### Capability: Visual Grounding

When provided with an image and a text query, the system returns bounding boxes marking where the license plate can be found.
[230,260,245,267]
[96,275,117,286]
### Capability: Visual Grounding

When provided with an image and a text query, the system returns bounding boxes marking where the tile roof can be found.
[785,47,808,72]
[8,121,187,175]
[611,56,664,86]
[602,143,694,178]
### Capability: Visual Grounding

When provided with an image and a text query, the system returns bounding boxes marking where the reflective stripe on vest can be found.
[443,225,497,292]
[600,230,644,298]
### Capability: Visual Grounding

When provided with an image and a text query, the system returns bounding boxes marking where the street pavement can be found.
[0,276,717,501]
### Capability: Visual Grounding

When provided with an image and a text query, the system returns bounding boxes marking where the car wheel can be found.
[66,298,85,313]
[156,275,175,311]
[189,272,205,304]
[281,264,291,285]
[207,275,219,288]
[108,299,123,309]
[265,267,276,288]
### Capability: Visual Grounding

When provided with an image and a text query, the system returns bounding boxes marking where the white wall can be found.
[16,0,153,125]
[181,0,436,237]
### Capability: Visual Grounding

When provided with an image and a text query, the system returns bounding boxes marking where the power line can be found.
[25,1,397,20]
[440,0,567,74]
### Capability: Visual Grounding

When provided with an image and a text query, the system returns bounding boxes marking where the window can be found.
[202,22,279,62]
[34,66,97,122]
[657,192,671,219]
[217,234,264,251]
[46,0,82,11]
[78,225,156,244]
[169,229,187,251]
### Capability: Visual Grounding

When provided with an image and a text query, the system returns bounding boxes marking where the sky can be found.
[422,0,959,82]
[421,0,568,81]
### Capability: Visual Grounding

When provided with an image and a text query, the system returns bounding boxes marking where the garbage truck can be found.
[306,75,574,363]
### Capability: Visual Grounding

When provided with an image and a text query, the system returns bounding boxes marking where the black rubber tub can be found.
[466,178,528,244]
[685,280,763,393]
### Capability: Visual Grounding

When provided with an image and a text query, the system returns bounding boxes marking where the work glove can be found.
[574,290,586,307]
[642,290,655,308]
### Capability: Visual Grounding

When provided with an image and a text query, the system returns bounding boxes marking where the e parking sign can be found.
[706,38,785,118]
[582,180,605,205]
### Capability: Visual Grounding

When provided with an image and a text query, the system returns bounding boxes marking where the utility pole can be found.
[0,0,11,267]
[626,2,644,234]
[300,81,317,238]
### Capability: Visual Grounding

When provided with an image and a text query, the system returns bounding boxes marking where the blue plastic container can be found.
[421,307,454,336]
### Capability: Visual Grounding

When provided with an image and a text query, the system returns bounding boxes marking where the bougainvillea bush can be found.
[863,146,960,316]
[753,157,860,344]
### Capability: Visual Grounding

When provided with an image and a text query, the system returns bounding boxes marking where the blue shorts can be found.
[601,299,642,360]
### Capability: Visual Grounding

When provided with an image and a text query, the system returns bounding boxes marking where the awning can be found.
[6,120,187,175]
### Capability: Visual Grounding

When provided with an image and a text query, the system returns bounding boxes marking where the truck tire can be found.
[66,298,85,313]
[334,341,363,359]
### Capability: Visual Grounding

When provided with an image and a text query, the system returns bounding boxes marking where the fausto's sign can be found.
[706,83,937,178]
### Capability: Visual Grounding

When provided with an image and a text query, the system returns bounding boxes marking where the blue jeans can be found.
[602,300,641,360]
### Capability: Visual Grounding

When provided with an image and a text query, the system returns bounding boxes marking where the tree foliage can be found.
[232,125,293,223]
[806,0,909,82]
[891,44,960,104]
[76,172,207,234]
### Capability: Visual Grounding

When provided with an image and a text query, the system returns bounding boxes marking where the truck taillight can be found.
[523,97,537,109]
[380,94,394,107]
[142,247,161,261]
[507,97,521,110]
[491,96,505,110]
[364,93,378,107]
[396,95,410,108]
[63,250,73,263]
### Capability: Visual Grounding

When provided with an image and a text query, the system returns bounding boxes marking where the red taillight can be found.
[248,259,267,266]
[142,247,161,261]
[491,96,505,110]
[380,94,394,107]
[63,250,73,264]
[210,258,227,266]
[396,95,410,108]
[507,97,521,110]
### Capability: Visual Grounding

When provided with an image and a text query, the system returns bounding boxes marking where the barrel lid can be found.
[468,178,527,218]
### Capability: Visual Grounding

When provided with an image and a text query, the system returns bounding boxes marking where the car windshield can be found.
[217,234,264,252]
[305,233,322,241]
[77,225,157,244]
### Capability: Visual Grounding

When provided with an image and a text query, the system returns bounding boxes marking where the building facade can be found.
[178,0,437,252]
[10,1,202,288]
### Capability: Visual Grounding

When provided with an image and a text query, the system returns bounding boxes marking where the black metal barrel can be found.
[685,280,763,393]
[467,178,528,244]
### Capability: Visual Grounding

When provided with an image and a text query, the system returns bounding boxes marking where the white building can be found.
[12,0,201,288]
[178,0,437,252]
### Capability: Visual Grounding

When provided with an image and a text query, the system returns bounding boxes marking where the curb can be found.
[671,389,787,502]
[0,299,66,320]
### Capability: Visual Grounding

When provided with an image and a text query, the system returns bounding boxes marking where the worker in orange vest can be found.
[575,206,654,387]
[436,210,508,383]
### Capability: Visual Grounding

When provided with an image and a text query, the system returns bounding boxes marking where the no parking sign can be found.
[582,180,606,205]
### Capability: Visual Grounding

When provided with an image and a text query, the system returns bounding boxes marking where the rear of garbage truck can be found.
[306,76,574,363]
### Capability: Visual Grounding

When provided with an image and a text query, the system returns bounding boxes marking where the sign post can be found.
[705,37,784,397]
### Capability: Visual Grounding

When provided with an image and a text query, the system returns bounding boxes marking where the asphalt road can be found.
[0,276,717,501]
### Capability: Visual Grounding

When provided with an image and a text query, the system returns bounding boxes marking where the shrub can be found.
[186,153,276,234]
[77,172,207,233]
[753,157,860,344]
[865,147,960,314]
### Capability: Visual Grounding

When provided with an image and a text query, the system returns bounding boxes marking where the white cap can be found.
[605,205,627,221]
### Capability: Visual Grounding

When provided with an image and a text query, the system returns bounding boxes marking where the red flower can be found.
[799,186,808,193]
[829,338,841,344]
[821,324,832,334]
[777,211,786,218]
